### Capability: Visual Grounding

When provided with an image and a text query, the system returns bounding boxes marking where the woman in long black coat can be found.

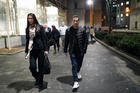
[25,13,48,90]
[51,25,60,54]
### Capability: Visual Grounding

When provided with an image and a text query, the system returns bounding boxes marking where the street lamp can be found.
[87,0,93,26]
[87,0,93,5]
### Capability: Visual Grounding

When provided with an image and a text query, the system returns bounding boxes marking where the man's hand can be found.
[44,51,48,55]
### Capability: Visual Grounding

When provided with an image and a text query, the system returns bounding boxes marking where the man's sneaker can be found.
[78,73,82,80]
[72,81,79,89]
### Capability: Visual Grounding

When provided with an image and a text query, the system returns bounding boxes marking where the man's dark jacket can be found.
[64,26,88,55]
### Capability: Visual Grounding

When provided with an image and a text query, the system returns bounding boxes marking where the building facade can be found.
[67,0,86,27]
[130,0,140,30]
[67,0,103,30]
[0,0,67,48]
[92,0,102,29]
[116,0,130,29]
[0,0,67,36]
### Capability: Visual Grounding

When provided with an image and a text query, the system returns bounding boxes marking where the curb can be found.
[96,39,140,65]
[0,49,25,55]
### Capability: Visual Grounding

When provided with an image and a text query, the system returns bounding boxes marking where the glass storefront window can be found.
[16,0,36,35]
[0,0,7,33]
[0,0,16,35]
[47,6,59,29]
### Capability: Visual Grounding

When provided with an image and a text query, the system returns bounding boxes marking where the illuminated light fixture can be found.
[121,2,123,6]
[126,1,129,5]
[121,14,123,17]
[126,13,129,16]
[87,0,93,5]
[126,7,130,13]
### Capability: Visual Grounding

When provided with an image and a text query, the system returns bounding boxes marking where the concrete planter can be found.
[20,35,26,46]
[6,36,22,48]
[0,38,6,48]
[0,36,26,49]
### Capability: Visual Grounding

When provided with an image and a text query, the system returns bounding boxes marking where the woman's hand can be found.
[44,51,48,55]
[25,53,29,59]
[25,53,27,57]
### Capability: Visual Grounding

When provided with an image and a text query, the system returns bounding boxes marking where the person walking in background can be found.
[86,26,90,43]
[59,22,68,47]
[90,26,96,42]
[64,15,88,90]
[83,25,87,31]
[44,24,51,52]
[25,13,48,91]
[51,25,60,54]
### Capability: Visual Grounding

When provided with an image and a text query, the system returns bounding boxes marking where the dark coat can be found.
[51,29,60,41]
[45,27,51,46]
[64,26,88,55]
[45,27,51,40]
[25,25,48,53]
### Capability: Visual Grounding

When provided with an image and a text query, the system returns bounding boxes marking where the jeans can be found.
[70,53,84,82]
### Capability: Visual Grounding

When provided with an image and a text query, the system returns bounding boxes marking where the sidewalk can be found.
[0,43,140,93]
[0,47,24,55]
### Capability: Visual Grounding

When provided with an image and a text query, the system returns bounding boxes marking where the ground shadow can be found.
[7,81,48,93]
[126,61,140,76]
[57,75,73,86]
[89,40,96,45]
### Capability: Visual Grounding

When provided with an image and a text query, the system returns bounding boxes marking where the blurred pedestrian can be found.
[51,25,60,54]
[44,24,51,52]
[86,26,90,42]
[59,22,68,47]
[90,26,96,42]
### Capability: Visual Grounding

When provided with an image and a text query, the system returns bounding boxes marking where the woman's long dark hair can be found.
[52,25,57,31]
[26,13,39,32]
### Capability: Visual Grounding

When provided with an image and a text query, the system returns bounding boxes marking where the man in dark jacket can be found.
[44,24,51,52]
[64,15,88,90]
